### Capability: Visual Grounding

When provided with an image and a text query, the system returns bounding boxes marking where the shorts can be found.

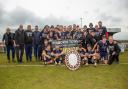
[45,57,52,62]
[88,58,94,64]
[100,52,108,60]
[55,58,62,63]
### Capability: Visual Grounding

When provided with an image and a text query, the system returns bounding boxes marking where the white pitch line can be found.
[120,63,128,64]
[0,64,65,67]
[0,63,128,67]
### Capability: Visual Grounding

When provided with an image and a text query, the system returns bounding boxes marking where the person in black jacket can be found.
[95,25,101,42]
[98,21,107,39]
[114,41,121,64]
[87,23,95,34]
[38,26,50,60]
[14,25,25,63]
[108,36,121,65]
[3,28,15,62]
[86,31,97,48]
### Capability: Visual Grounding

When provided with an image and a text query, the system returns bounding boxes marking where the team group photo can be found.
[2,21,121,67]
[0,0,128,89]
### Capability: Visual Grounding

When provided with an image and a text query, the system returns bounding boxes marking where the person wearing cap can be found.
[24,25,33,62]
[3,28,15,62]
[33,25,41,61]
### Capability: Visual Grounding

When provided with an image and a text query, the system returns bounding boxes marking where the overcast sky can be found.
[0,0,128,33]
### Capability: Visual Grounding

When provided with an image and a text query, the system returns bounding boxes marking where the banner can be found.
[50,39,81,53]
[51,39,81,47]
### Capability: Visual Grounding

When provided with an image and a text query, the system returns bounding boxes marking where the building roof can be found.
[107,28,121,32]
[113,32,128,41]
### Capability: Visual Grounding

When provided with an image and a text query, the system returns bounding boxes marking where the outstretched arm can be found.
[92,42,98,51]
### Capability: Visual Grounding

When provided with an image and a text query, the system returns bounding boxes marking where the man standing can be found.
[98,21,108,39]
[33,25,40,61]
[95,25,101,42]
[14,25,25,63]
[38,26,50,60]
[3,28,15,63]
[24,25,33,62]
[86,31,97,48]
[87,23,95,34]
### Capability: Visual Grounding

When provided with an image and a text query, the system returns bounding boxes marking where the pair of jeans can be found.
[25,44,32,61]
[33,44,40,61]
[15,44,24,63]
[6,45,15,61]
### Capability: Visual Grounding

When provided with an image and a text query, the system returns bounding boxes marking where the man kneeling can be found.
[42,44,53,65]
[52,45,64,65]
[86,45,99,66]
[78,44,87,65]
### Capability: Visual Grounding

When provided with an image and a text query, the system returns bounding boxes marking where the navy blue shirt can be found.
[97,41,108,52]
[33,31,40,45]
[53,49,62,54]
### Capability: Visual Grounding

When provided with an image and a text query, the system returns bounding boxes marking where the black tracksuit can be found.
[15,29,25,63]
[98,26,107,39]
[85,34,97,48]
[108,42,121,65]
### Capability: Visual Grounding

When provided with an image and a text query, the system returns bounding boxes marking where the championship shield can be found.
[65,50,81,70]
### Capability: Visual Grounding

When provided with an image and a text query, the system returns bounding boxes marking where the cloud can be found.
[107,0,128,13]
[0,4,7,25]
[8,7,43,26]
[0,4,74,39]
[0,0,128,31]
[117,0,128,9]
[99,13,121,22]
[0,4,74,30]
[43,15,75,26]
[96,12,122,26]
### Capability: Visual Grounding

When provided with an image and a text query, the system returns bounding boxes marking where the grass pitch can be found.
[0,50,128,89]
